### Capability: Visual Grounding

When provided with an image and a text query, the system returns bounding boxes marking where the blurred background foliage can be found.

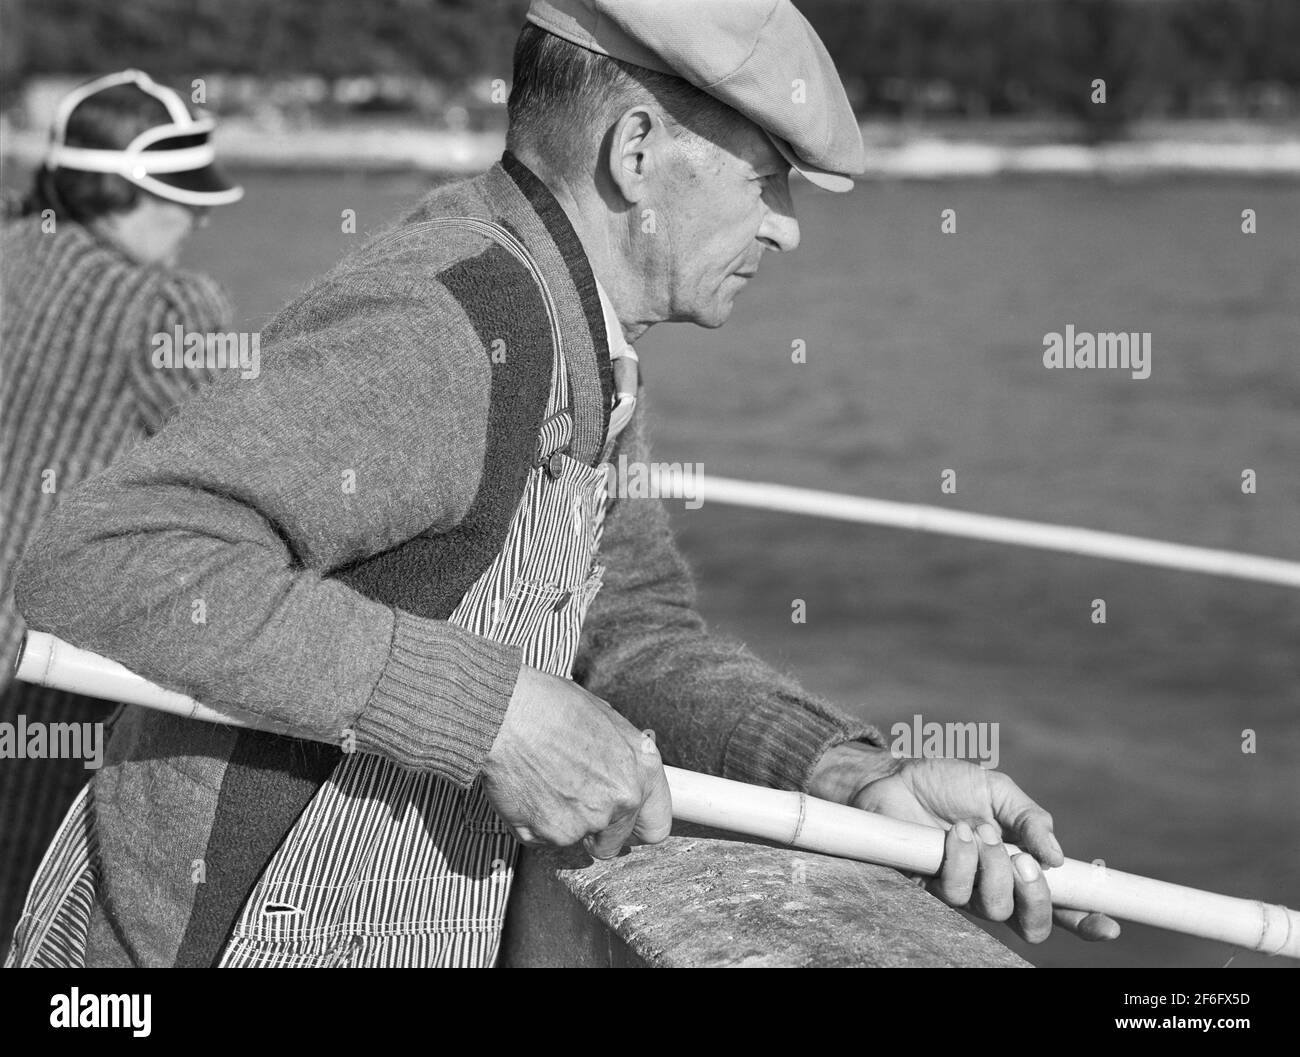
[2,0,1300,131]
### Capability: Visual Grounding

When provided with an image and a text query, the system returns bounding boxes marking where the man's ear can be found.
[604,104,664,205]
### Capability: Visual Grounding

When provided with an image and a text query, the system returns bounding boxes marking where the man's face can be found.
[647,115,800,328]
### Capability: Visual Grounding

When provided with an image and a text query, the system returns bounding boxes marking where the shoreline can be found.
[5,118,1300,179]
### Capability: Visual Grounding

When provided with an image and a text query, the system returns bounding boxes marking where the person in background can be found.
[0,69,243,950]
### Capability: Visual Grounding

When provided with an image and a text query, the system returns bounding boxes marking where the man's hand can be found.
[483,664,673,858]
[810,743,1121,944]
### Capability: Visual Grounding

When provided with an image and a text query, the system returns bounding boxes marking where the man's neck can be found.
[522,156,654,346]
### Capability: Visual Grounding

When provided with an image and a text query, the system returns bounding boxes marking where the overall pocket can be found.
[219,757,515,967]
[545,562,607,676]
[488,577,561,646]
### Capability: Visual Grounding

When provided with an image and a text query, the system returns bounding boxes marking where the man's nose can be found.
[760,210,800,253]
[759,181,800,253]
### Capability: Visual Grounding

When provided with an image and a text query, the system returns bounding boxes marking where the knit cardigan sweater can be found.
[13,154,882,966]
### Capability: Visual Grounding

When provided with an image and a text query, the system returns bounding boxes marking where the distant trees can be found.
[4,0,530,81]
[3,0,1299,126]
[810,0,1300,127]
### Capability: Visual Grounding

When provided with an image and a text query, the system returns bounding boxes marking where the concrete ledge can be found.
[500,825,1030,968]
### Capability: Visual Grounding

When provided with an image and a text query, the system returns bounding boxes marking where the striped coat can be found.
[0,213,231,949]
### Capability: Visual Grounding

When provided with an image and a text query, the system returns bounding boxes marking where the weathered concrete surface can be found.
[500,825,1030,968]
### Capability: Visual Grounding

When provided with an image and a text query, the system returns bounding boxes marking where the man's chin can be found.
[687,294,739,329]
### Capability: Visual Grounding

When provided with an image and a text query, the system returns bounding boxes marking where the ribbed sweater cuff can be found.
[352,610,522,788]
[723,691,885,793]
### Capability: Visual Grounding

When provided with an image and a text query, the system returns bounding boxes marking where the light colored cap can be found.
[525,0,865,192]
[45,69,243,207]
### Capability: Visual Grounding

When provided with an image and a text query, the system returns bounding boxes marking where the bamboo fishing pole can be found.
[13,629,1299,959]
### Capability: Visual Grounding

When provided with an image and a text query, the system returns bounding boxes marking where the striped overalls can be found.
[7,233,637,968]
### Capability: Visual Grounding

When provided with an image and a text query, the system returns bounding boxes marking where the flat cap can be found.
[525,0,865,191]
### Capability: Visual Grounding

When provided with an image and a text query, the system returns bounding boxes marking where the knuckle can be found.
[613,789,643,815]
[537,823,584,848]
[581,793,621,827]
[608,767,643,805]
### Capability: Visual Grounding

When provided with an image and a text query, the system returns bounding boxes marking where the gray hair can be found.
[506,24,737,177]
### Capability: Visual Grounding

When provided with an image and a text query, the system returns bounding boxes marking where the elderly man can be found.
[8,0,1118,968]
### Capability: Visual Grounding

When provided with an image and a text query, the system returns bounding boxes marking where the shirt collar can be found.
[593,276,637,363]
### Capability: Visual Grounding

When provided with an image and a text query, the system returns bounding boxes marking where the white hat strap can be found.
[47,141,217,178]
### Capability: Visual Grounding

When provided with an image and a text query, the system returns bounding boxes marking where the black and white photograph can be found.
[0,0,1295,1022]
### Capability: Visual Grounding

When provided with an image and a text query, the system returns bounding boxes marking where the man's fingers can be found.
[1008,852,1054,943]
[584,732,672,859]
[584,802,641,859]
[968,822,1016,922]
[1054,908,1122,942]
[982,776,1064,938]
[631,730,673,845]
[1015,809,1064,868]
[927,820,978,907]
[988,772,1064,868]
